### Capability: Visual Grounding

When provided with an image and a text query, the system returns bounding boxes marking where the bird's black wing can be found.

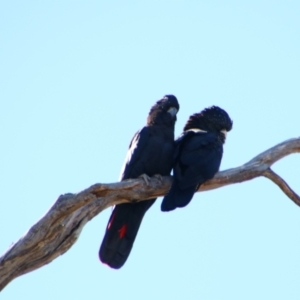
[161,131,223,211]
[119,126,152,180]
[100,127,156,269]
[175,131,223,189]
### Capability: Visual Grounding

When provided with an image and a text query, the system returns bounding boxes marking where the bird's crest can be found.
[184,106,233,133]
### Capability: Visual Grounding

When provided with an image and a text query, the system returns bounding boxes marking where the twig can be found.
[263,168,300,206]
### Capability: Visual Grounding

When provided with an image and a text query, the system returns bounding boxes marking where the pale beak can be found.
[221,129,227,138]
[167,107,178,117]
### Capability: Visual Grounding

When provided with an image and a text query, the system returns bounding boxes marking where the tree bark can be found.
[0,137,299,291]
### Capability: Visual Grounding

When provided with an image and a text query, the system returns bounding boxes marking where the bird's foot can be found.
[139,174,151,185]
[153,174,163,182]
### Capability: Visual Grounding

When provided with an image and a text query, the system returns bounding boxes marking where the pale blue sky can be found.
[1,1,300,299]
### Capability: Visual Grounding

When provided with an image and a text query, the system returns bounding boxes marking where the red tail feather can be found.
[118,224,127,238]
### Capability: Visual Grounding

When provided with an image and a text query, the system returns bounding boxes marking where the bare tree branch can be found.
[263,168,300,206]
[0,137,299,291]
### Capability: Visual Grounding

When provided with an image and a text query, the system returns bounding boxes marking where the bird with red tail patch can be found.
[99,95,179,269]
[161,106,232,212]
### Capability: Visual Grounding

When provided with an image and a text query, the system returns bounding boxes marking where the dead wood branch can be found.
[0,137,299,291]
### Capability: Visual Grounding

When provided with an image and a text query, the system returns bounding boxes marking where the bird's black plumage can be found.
[99,95,179,269]
[161,106,232,212]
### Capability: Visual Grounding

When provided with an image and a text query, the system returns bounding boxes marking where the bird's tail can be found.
[161,183,196,212]
[99,199,156,269]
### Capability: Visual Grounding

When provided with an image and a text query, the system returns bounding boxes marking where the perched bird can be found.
[99,95,179,269]
[161,106,232,212]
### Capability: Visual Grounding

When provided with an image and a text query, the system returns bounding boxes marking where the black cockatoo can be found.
[99,95,179,268]
[161,106,232,212]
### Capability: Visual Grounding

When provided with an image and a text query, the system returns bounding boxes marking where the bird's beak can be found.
[221,129,227,138]
[167,107,178,117]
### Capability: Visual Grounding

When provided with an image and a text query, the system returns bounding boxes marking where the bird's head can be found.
[147,94,180,126]
[184,106,233,139]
